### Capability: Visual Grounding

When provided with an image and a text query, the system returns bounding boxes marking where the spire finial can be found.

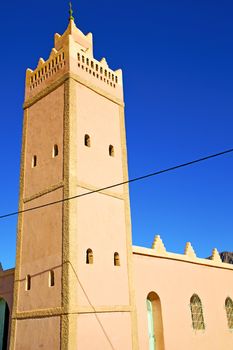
[69,2,74,21]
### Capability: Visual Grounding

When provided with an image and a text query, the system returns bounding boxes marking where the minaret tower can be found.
[10,5,138,349]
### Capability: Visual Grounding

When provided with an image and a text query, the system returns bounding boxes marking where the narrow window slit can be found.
[86,249,93,264]
[109,145,115,157]
[49,270,55,287]
[114,252,120,266]
[53,144,59,158]
[84,134,91,147]
[32,155,37,168]
[25,275,31,291]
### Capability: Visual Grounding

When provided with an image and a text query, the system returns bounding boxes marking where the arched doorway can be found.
[147,292,165,350]
[0,298,9,350]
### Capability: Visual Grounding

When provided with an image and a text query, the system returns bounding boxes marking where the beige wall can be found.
[133,250,233,350]
[18,189,63,311]
[14,317,61,350]
[24,85,64,199]
[12,83,65,348]
[17,83,65,313]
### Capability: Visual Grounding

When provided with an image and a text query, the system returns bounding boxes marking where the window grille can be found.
[190,294,205,330]
[225,297,233,329]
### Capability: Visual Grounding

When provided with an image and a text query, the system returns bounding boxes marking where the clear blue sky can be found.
[0,0,233,269]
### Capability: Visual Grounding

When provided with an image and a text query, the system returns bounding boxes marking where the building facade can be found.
[0,12,233,350]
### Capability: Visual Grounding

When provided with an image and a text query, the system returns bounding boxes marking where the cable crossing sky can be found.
[0,147,233,220]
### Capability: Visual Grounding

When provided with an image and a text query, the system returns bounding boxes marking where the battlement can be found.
[76,50,122,88]
[26,49,66,96]
[25,19,123,102]
[133,235,233,270]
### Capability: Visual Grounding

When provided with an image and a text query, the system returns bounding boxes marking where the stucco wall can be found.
[18,189,63,312]
[76,312,132,349]
[133,250,233,350]
[75,188,130,308]
[14,317,60,350]
[75,82,124,195]
[24,85,64,199]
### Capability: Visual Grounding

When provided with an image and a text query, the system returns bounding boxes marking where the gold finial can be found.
[69,2,74,21]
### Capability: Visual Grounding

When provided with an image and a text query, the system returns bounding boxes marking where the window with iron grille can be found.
[225,297,233,329]
[190,294,205,330]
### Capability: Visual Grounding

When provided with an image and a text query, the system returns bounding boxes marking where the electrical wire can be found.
[0,147,233,220]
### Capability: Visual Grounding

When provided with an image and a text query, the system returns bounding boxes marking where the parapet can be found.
[25,19,123,103]
[133,235,233,270]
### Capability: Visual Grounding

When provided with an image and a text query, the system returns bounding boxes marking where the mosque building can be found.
[0,6,233,350]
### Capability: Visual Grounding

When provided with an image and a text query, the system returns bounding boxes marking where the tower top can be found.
[69,2,75,22]
[25,7,123,102]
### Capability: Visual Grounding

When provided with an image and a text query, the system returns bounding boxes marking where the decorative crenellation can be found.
[25,19,123,100]
[152,235,167,254]
[211,248,222,263]
[27,48,66,91]
[133,235,233,269]
[26,46,122,95]
[184,242,196,258]
[76,49,121,89]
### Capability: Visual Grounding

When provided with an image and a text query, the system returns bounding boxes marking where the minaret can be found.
[10,5,138,349]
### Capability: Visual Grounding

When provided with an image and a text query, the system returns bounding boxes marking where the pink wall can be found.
[75,83,124,194]
[76,313,132,349]
[133,250,233,350]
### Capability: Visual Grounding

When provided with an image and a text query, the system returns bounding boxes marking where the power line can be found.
[0,147,233,220]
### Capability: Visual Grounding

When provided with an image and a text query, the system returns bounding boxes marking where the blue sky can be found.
[0,0,233,269]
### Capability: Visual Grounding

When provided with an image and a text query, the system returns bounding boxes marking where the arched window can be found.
[0,299,9,350]
[25,275,31,291]
[190,294,205,330]
[49,270,55,287]
[86,249,93,264]
[32,155,37,168]
[109,145,114,157]
[53,144,59,157]
[147,292,165,350]
[114,252,120,266]
[84,134,91,147]
[225,297,233,329]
